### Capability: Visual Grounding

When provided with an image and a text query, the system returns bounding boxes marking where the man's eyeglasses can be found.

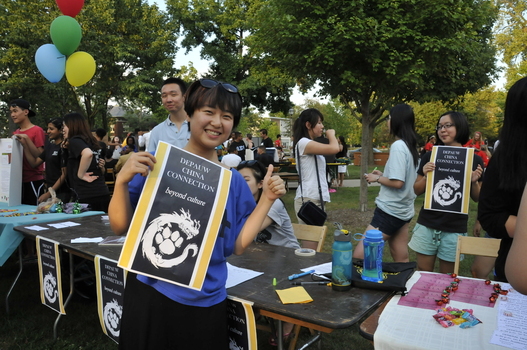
[436,123,455,131]
[199,79,239,94]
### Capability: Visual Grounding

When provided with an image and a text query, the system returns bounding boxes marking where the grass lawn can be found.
[0,164,482,349]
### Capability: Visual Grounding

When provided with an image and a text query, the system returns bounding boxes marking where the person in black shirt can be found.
[63,113,110,212]
[15,117,70,203]
[479,77,527,282]
[255,145,274,167]
[409,111,483,274]
[230,131,247,161]
[259,128,273,147]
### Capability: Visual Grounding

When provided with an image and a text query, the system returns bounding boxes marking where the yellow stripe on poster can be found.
[461,148,474,214]
[36,236,45,305]
[424,146,439,208]
[94,256,106,334]
[119,143,169,268]
[190,169,232,289]
[54,242,65,314]
[242,302,258,350]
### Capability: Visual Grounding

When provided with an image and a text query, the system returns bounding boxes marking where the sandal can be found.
[269,332,295,346]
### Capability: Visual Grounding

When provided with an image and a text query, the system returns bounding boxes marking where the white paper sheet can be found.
[301,262,332,275]
[490,283,527,350]
[226,262,263,289]
[70,237,104,243]
[48,221,82,229]
[24,225,49,231]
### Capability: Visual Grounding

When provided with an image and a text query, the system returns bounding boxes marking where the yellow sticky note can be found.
[275,286,313,304]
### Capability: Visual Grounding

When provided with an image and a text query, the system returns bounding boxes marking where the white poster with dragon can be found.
[95,256,127,344]
[118,142,231,291]
[37,236,65,314]
[424,146,474,215]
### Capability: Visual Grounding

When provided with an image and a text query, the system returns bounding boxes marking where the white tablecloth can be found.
[374,271,508,350]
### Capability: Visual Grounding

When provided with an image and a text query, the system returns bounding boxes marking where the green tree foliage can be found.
[165,0,296,113]
[235,108,281,140]
[250,0,498,209]
[455,87,502,142]
[411,100,448,145]
[258,119,280,141]
[302,99,360,146]
[410,87,503,147]
[1,0,177,130]
[494,0,527,88]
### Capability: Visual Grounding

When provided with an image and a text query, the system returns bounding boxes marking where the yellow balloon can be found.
[65,52,96,86]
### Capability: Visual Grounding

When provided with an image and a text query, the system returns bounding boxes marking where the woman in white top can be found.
[293,109,339,246]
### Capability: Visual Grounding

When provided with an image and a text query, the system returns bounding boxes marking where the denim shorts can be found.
[369,207,411,236]
[408,223,466,262]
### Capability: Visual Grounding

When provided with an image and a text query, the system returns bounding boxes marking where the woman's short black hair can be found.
[435,111,470,146]
[184,80,243,129]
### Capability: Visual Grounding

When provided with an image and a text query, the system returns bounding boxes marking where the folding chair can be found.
[105,168,115,194]
[291,223,327,253]
[453,235,501,276]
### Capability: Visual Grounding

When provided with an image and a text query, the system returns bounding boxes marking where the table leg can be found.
[277,319,284,350]
[5,245,24,314]
[297,332,321,350]
[53,253,74,340]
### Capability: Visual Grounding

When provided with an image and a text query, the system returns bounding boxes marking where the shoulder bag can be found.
[296,145,327,226]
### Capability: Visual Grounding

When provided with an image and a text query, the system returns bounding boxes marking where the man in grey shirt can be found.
[148,77,190,151]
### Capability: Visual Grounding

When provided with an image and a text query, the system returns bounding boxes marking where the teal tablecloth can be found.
[0,203,105,266]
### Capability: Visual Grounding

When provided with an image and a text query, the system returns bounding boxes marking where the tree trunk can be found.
[359,107,373,212]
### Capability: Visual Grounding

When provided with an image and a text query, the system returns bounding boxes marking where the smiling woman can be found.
[409,111,484,274]
[108,79,286,349]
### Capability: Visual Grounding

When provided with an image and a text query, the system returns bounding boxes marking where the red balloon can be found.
[55,0,84,17]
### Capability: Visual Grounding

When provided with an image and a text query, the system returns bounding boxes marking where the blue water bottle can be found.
[362,229,384,283]
[332,222,352,291]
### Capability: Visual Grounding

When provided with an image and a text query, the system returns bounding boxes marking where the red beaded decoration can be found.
[487,282,507,303]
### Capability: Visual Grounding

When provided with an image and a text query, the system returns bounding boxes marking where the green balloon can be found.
[50,16,82,56]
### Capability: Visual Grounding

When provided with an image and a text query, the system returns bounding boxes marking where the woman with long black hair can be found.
[63,113,110,212]
[292,108,339,248]
[354,104,419,262]
[410,111,483,273]
[479,77,527,282]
